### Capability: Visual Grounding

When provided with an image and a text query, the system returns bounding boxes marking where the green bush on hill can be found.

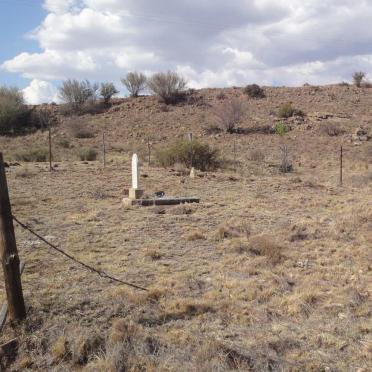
[156,140,220,171]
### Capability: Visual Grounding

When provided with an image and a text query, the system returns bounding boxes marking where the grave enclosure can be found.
[122,154,200,206]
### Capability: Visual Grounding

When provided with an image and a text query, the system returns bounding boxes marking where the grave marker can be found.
[129,154,144,199]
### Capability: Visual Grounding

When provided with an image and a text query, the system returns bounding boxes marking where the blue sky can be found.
[1,1,372,104]
[0,0,45,87]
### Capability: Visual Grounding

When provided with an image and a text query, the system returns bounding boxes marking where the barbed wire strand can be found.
[12,215,148,291]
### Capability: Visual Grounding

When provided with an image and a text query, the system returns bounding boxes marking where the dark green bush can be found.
[14,146,49,162]
[156,140,220,171]
[0,86,30,133]
[79,148,98,161]
[243,84,265,99]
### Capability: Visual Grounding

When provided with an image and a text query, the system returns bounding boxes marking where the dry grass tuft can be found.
[185,230,206,241]
[169,204,195,215]
[50,335,68,362]
[216,219,251,240]
[247,235,284,264]
[143,248,162,260]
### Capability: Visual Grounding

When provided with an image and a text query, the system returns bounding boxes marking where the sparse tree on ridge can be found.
[100,82,119,105]
[147,71,187,104]
[121,72,147,97]
[353,71,366,87]
[58,79,99,107]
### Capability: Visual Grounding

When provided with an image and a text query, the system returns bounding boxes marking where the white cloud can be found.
[23,79,60,104]
[2,0,372,101]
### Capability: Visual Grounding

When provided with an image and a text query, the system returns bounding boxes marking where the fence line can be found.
[12,216,148,291]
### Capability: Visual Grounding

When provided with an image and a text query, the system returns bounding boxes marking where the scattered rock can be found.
[352,127,371,142]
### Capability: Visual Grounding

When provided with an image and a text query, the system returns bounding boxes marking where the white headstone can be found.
[132,154,139,189]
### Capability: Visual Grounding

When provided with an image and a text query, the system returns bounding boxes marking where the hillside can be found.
[0,85,371,371]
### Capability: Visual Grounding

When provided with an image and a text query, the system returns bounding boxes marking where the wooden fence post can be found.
[48,127,52,172]
[340,145,343,186]
[233,140,237,171]
[0,153,26,322]
[102,131,106,167]
[147,137,151,166]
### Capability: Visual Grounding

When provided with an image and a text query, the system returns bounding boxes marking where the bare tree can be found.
[213,98,245,133]
[121,72,147,97]
[147,71,187,104]
[59,79,99,107]
[100,82,119,105]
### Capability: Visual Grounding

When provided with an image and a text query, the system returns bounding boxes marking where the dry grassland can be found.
[0,85,371,371]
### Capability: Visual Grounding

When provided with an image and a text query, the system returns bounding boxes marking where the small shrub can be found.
[100,82,119,105]
[243,84,265,99]
[204,124,222,135]
[279,144,293,173]
[249,149,265,162]
[353,71,365,87]
[278,103,295,118]
[67,120,95,139]
[79,148,98,161]
[247,235,283,264]
[57,137,72,148]
[14,146,49,162]
[213,98,245,133]
[216,219,250,240]
[148,71,187,104]
[275,121,289,135]
[322,123,345,136]
[121,72,147,97]
[156,140,219,171]
[216,91,226,100]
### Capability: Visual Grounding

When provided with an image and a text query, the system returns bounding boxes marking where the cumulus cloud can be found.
[2,0,372,102]
[22,79,60,104]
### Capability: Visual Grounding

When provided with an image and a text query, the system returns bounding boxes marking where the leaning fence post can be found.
[0,153,26,322]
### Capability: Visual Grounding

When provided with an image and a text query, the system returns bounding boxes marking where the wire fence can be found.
[12,215,148,291]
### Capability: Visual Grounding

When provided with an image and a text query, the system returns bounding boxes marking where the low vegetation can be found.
[243,84,265,98]
[275,121,289,135]
[213,98,245,133]
[67,119,95,139]
[79,147,98,161]
[279,144,293,173]
[0,86,31,133]
[14,146,49,162]
[277,102,304,119]
[156,139,220,171]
